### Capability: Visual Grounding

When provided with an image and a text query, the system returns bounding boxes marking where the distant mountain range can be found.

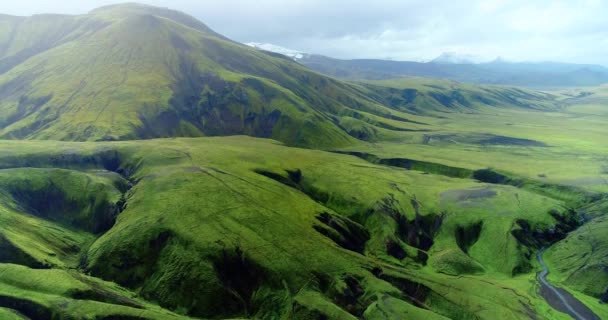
[248,43,608,88]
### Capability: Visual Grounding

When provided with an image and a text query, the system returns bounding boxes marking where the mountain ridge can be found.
[244,42,608,87]
[0,4,360,146]
[0,3,556,147]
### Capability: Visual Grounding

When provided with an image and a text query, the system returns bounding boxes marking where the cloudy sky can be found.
[3,0,608,64]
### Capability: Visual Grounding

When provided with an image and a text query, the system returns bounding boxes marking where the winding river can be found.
[537,249,600,320]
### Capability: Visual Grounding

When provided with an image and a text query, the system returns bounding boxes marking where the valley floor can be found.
[0,86,607,319]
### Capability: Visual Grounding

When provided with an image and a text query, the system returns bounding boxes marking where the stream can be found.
[537,249,600,320]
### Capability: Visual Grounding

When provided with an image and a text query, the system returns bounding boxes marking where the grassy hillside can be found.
[336,83,608,317]
[0,165,190,318]
[1,3,607,320]
[0,136,601,319]
[340,80,608,193]
[0,4,561,149]
[360,78,558,114]
[0,3,406,147]
[0,72,606,319]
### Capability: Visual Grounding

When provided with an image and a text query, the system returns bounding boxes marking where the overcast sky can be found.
[3,0,608,65]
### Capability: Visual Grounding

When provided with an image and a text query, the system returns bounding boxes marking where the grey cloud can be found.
[3,0,608,64]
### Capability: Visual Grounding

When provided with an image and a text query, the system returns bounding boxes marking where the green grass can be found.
[544,210,608,298]
[0,4,608,320]
[0,263,189,319]
[1,72,607,320]
[0,136,591,319]
[334,81,608,318]
[0,4,570,151]
[339,83,608,194]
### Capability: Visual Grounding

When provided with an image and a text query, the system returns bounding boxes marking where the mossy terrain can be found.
[0,4,559,149]
[337,81,608,318]
[0,136,596,319]
[0,3,607,320]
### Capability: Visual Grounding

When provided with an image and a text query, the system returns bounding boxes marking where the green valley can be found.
[0,3,607,320]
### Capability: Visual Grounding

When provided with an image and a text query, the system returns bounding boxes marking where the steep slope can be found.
[0,4,561,149]
[0,5,324,146]
[0,4,419,148]
[0,167,192,319]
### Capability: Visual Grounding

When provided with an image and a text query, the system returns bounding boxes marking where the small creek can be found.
[537,248,600,320]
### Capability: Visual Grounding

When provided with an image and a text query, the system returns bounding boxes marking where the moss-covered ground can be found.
[0,123,603,319]
[0,4,607,319]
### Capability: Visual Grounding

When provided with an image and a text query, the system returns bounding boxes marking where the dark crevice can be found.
[314,212,370,254]
[88,229,175,289]
[0,149,140,183]
[212,246,267,317]
[455,221,483,254]
[473,169,509,184]
[371,268,478,320]
[254,168,332,204]
[334,151,473,179]
[0,234,51,269]
[512,209,581,249]
[6,179,123,234]
[330,275,366,316]
[254,169,300,189]
[0,295,53,320]
[386,238,407,260]
[511,209,582,275]
[373,271,431,308]
[68,273,144,309]
[369,196,443,264]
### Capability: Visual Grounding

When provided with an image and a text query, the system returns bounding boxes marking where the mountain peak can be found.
[89,3,166,14]
[89,2,216,35]
[430,52,494,64]
[431,52,477,64]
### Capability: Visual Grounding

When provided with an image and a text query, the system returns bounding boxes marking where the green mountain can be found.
[0,3,558,148]
[1,3,608,320]
[0,3,409,148]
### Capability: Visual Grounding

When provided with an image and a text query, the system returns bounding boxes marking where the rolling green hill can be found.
[0,137,585,319]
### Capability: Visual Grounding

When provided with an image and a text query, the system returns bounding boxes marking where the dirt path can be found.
[537,249,600,320]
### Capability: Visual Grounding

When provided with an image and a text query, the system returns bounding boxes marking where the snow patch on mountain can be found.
[246,42,306,60]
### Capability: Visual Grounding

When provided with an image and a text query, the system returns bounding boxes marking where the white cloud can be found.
[2,0,608,65]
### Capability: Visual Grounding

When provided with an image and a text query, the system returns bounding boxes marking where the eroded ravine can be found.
[537,249,600,320]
